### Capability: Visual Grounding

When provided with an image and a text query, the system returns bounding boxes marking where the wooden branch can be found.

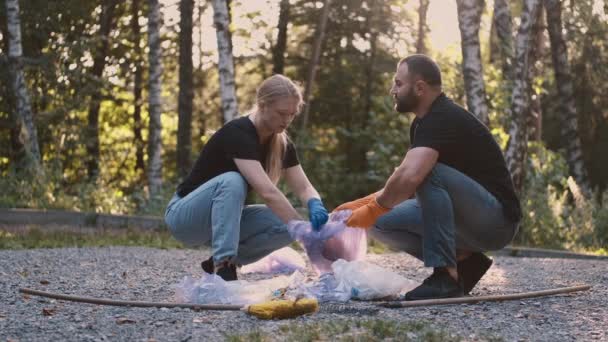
[19,288,243,311]
[379,284,591,308]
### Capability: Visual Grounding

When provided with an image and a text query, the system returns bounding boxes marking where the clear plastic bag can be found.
[285,272,352,302]
[288,210,367,274]
[174,272,298,305]
[331,259,418,300]
[240,247,306,275]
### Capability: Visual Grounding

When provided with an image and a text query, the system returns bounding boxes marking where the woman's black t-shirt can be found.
[177,116,299,197]
[410,93,522,222]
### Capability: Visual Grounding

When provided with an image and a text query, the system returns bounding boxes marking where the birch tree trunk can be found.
[212,0,238,123]
[526,5,545,143]
[493,0,514,82]
[456,0,489,125]
[505,0,541,193]
[86,0,118,180]
[6,0,41,170]
[272,0,290,75]
[148,0,163,198]
[131,0,145,174]
[416,0,430,54]
[177,0,194,179]
[544,0,592,197]
[300,0,331,131]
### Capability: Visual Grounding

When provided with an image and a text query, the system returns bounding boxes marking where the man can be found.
[336,54,521,300]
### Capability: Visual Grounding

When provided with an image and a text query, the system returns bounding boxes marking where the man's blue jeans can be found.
[371,163,519,268]
[164,172,293,265]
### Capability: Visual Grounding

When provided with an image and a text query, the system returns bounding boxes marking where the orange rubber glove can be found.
[332,193,377,212]
[346,198,391,229]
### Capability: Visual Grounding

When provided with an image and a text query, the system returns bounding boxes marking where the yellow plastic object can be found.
[246,298,319,320]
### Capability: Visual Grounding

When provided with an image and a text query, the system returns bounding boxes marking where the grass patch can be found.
[224,318,465,341]
[0,227,184,250]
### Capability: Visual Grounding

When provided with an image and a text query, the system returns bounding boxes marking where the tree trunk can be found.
[196,0,206,137]
[544,0,592,197]
[526,5,545,143]
[131,0,145,174]
[456,0,489,125]
[300,0,332,131]
[492,0,514,79]
[5,0,41,171]
[505,0,541,193]
[177,0,194,179]
[147,0,163,199]
[416,0,430,54]
[212,0,238,123]
[86,0,118,180]
[272,0,290,75]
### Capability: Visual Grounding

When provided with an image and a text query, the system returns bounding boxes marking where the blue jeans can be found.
[164,172,294,265]
[370,163,519,268]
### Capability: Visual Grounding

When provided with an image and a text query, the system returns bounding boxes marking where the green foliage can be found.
[516,142,608,251]
[0,227,183,250]
[0,163,174,216]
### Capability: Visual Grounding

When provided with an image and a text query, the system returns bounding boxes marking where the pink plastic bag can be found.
[287,210,367,274]
[240,247,306,275]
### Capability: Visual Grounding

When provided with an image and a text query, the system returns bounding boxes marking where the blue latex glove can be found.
[307,198,329,231]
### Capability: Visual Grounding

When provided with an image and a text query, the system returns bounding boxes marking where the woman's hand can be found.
[307,198,329,231]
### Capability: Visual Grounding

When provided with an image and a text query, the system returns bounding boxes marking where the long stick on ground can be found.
[379,284,591,308]
[19,288,243,311]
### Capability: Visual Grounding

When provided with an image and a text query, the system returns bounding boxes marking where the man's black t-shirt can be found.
[410,93,522,222]
[177,116,300,197]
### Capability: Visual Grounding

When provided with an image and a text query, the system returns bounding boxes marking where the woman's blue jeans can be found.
[370,163,519,268]
[164,172,294,265]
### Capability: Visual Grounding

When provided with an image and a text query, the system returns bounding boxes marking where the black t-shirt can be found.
[177,116,300,197]
[410,93,522,222]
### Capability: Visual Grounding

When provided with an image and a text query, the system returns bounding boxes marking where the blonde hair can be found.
[256,75,304,184]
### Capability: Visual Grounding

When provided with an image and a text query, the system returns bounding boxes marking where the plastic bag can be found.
[174,271,299,305]
[240,247,306,275]
[332,259,418,300]
[288,210,366,274]
[285,272,352,302]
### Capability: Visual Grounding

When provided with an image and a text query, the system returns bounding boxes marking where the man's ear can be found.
[415,79,426,96]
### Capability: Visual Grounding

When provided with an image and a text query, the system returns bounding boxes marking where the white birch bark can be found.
[544,0,592,197]
[505,0,541,192]
[212,0,238,123]
[6,0,41,165]
[456,0,489,125]
[147,0,163,198]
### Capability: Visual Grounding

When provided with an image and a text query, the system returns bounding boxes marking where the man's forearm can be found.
[376,167,420,208]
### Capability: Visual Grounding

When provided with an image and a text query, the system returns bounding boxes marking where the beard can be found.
[394,87,420,113]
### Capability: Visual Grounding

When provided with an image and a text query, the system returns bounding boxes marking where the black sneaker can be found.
[215,261,237,281]
[458,252,493,295]
[201,256,214,274]
[405,268,464,301]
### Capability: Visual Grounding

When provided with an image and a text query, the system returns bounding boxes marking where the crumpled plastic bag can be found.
[288,210,367,274]
[240,247,306,275]
[174,271,299,305]
[285,271,352,302]
[332,259,418,300]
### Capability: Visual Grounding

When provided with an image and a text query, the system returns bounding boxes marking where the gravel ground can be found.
[0,247,606,341]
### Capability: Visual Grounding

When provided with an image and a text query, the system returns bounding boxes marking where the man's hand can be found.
[333,193,377,212]
[346,198,391,229]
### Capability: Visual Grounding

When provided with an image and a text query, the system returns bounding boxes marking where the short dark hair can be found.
[399,54,442,87]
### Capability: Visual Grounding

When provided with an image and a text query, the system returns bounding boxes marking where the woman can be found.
[165,75,328,281]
